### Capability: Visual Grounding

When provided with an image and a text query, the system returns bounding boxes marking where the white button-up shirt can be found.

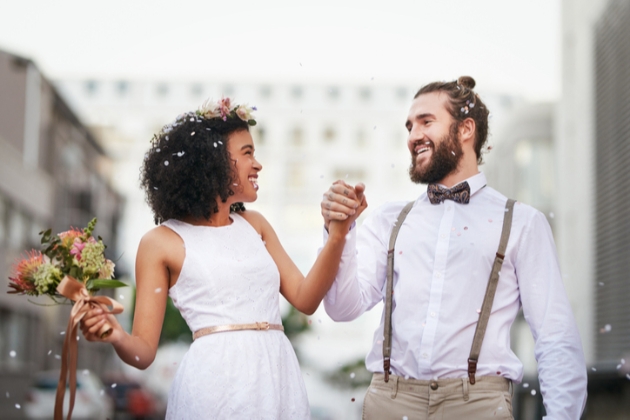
[323,172,587,419]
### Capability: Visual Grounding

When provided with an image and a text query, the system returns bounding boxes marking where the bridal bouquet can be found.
[7,218,126,420]
[8,218,125,298]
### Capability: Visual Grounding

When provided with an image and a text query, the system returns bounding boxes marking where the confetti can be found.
[60,331,65,335]
[83,370,90,375]
[119,295,124,299]
[599,282,605,286]
[47,350,52,355]
[6,392,9,398]
[592,367,597,371]
[549,212,555,218]
[165,136,169,140]
[9,351,16,358]
[464,226,468,230]
[191,132,195,136]
[626,374,630,380]
[617,364,622,370]
[55,355,61,359]
[15,404,21,409]
[111,383,117,388]
[135,356,140,361]
[523,383,529,388]
[156,148,161,152]
[350,373,356,379]
[164,161,169,166]
[155,288,162,293]
[531,389,537,396]
[451,151,456,156]
[403,417,409,420]
[218,141,223,144]
[488,219,493,223]
[100,389,105,396]
[351,398,355,402]
[214,143,218,148]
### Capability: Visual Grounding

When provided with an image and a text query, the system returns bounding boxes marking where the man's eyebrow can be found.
[413,113,436,121]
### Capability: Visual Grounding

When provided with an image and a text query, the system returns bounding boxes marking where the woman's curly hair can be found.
[140,115,250,224]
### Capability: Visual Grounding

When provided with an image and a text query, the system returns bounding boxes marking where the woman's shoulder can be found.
[139,224,184,250]
[236,209,267,229]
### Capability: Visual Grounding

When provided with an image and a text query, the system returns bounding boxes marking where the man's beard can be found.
[409,128,463,184]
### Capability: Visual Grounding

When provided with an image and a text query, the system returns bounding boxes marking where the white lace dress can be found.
[162,215,310,419]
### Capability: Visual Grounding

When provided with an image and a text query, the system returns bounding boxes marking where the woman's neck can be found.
[182,202,233,227]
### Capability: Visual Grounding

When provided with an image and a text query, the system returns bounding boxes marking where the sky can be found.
[0,0,561,101]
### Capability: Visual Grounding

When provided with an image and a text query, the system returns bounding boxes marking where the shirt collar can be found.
[428,172,487,197]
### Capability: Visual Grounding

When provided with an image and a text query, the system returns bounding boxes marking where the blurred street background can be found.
[0,0,629,418]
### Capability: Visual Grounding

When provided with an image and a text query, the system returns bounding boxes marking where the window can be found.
[359,87,372,102]
[116,81,129,96]
[291,86,303,99]
[254,126,266,146]
[190,83,204,97]
[396,86,409,101]
[356,129,367,148]
[156,83,169,97]
[327,86,340,100]
[84,80,98,96]
[323,127,336,143]
[7,206,27,250]
[259,85,272,99]
[291,127,304,147]
[0,195,6,245]
[222,85,235,97]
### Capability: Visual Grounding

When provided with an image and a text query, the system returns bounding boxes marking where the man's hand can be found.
[321,181,367,231]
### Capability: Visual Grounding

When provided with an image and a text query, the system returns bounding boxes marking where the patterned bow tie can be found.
[427,181,471,204]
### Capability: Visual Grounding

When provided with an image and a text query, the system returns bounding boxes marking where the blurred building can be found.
[0,49,124,418]
[485,0,630,418]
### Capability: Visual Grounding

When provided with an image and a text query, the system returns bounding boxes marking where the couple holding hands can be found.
[80,77,587,420]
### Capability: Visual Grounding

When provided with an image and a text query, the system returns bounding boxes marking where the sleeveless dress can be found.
[162,215,310,419]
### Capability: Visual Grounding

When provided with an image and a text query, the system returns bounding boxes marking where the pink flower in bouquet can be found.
[58,227,84,248]
[8,251,44,295]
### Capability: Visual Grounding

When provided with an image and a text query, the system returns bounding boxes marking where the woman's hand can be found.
[80,306,124,344]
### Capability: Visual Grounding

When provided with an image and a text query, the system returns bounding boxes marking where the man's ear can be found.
[459,118,476,145]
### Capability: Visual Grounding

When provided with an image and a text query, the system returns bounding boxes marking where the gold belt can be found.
[193,322,284,341]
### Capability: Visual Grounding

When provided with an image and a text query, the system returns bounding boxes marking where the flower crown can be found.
[159,98,256,137]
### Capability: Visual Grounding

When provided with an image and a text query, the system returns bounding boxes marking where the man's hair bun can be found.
[457,76,476,89]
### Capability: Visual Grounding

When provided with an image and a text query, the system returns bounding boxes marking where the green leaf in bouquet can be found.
[86,279,128,290]
[40,229,52,244]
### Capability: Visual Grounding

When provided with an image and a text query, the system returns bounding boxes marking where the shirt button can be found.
[430,381,439,390]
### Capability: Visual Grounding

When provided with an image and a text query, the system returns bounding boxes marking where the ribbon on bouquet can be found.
[54,276,124,420]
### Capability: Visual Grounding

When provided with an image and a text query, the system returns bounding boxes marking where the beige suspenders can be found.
[382,198,516,384]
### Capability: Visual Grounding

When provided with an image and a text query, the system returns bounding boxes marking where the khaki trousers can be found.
[362,374,514,420]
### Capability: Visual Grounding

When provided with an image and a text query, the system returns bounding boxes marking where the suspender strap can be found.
[467,198,516,384]
[383,201,415,382]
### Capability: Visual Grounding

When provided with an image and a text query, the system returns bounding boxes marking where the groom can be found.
[321,76,587,419]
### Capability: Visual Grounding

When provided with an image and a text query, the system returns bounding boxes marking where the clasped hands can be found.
[321,180,368,234]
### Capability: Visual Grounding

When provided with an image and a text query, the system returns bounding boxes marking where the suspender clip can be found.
[467,358,478,385]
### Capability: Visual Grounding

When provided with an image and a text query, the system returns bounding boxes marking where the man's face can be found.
[406,92,462,184]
